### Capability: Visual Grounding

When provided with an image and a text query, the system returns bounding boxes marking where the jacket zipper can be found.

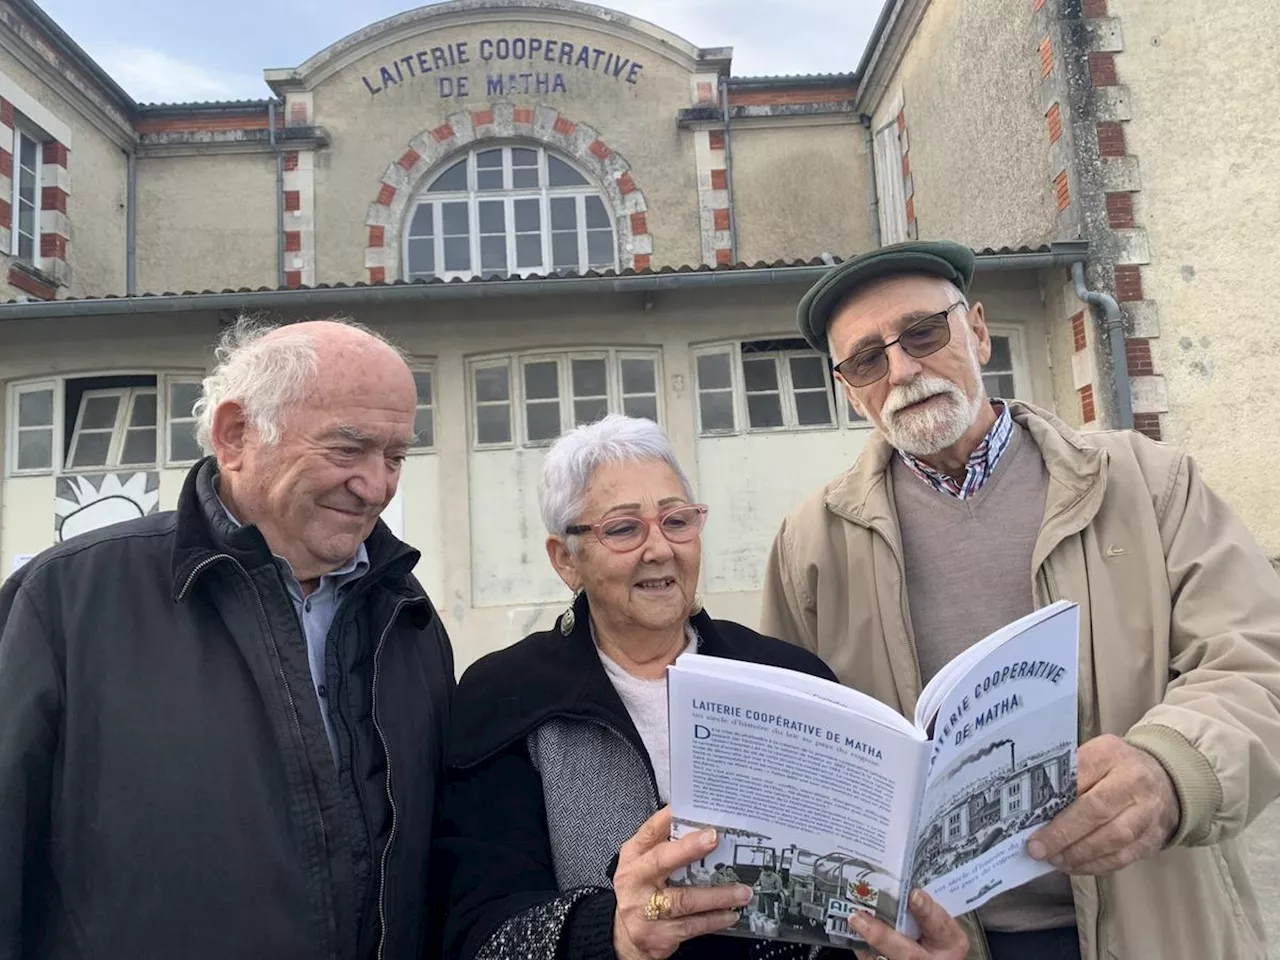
[179,554,334,959]
[372,597,411,960]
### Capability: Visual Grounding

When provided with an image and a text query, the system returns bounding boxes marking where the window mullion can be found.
[576,195,588,273]
[778,356,799,428]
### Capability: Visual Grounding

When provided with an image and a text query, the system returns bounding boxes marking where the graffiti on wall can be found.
[54,472,161,543]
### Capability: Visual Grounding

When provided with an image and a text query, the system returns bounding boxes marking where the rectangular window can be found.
[695,341,836,435]
[619,354,659,423]
[66,386,158,470]
[522,358,562,443]
[473,360,513,446]
[165,378,204,464]
[11,381,56,473]
[984,334,1017,400]
[12,129,41,264]
[1005,782,1023,814]
[873,119,908,245]
[411,368,435,450]
[471,350,662,449]
[694,349,736,434]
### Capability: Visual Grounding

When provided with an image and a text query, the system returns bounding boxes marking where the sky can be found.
[36,0,886,105]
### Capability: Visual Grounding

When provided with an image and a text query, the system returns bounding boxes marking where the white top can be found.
[596,627,695,804]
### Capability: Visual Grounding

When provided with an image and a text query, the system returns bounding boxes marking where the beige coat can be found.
[760,401,1280,960]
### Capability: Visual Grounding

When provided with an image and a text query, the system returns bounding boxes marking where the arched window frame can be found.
[402,144,619,282]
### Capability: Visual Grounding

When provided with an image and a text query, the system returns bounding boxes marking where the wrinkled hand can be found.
[1027,733,1180,875]
[612,807,753,960]
[851,888,969,960]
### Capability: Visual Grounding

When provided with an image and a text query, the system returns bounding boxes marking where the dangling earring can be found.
[560,588,582,636]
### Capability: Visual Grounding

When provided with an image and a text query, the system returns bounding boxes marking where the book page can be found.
[666,661,928,950]
[908,602,1080,918]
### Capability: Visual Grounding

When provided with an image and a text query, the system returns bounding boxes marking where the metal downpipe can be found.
[720,77,739,263]
[1072,260,1134,430]
[125,149,137,295]
[269,101,285,288]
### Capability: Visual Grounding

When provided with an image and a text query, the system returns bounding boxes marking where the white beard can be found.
[876,345,985,456]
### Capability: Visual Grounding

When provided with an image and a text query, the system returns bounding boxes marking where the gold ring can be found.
[642,890,673,921]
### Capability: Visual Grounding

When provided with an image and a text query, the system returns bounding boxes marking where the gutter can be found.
[0,245,1089,322]
[269,100,285,288]
[1072,261,1134,429]
[863,116,881,248]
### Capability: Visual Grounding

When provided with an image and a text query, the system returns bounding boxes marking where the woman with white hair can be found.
[434,416,969,960]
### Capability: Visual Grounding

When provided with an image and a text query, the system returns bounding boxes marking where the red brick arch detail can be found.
[363,103,651,283]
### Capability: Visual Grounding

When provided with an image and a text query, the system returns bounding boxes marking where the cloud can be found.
[94,46,268,104]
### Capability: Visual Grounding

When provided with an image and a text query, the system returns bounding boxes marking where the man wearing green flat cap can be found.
[761,240,1280,960]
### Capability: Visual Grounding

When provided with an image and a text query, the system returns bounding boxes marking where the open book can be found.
[666,600,1079,949]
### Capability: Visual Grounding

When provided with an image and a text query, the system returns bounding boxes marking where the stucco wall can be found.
[311,16,703,282]
[731,122,873,263]
[134,153,277,294]
[0,48,127,299]
[872,0,1056,249]
[1110,0,1280,555]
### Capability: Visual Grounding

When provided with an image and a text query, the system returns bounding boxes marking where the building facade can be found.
[0,0,1275,672]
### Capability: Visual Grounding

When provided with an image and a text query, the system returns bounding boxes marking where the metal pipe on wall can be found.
[862,117,881,249]
[1072,260,1134,430]
[125,149,137,295]
[720,78,738,263]
[269,100,285,288]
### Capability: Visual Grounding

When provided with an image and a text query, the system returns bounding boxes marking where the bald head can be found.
[201,315,418,582]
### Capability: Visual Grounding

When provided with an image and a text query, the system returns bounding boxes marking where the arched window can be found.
[404,145,617,281]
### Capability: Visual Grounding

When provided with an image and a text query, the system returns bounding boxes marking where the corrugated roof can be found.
[0,245,1088,312]
[729,73,857,86]
[136,99,279,112]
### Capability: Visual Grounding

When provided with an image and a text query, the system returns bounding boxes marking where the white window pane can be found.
[130,393,158,428]
[526,401,561,441]
[549,197,576,231]
[443,238,470,272]
[983,373,1016,399]
[80,395,121,430]
[474,366,510,403]
[747,394,785,428]
[795,392,833,426]
[524,361,559,400]
[696,352,732,390]
[428,159,466,192]
[516,234,542,269]
[571,358,607,398]
[477,404,511,444]
[441,202,469,235]
[551,231,578,270]
[789,355,828,390]
[548,156,587,187]
[699,391,735,432]
[988,336,1012,371]
[574,399,608,425]
[584,196,610,229]
[621,358,656,395]
[478,201,505,234]
[514,199,540,232]
[19,134,37,168]
[413,371,432,404]
[511,147,538,168]
[742,357,779,392]
[71,432,112,468]
[476,149,502,168]
[623,395,658,422]
[17,429,52,470]
[586,230,613,268]
[409,204,434,237]
[169,382,201,420]
[120,428,157,466]
[413,408,434,448]
[18,233,32,263]
[512,166,538,189]
[480,235,507,275]
[477,169,502,191]
[407,238,435,277]
[169,423,203,463]
[18,389,54,427]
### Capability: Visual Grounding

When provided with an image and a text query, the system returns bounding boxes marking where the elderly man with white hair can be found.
[0,316,456,960]
[433,414,969,960]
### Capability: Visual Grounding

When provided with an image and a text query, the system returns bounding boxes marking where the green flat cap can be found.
[796,240,976,353]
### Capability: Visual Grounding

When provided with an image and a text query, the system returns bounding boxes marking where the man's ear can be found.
[545,536,581,592]
[210,401,250,471]
[966,301,992,366]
